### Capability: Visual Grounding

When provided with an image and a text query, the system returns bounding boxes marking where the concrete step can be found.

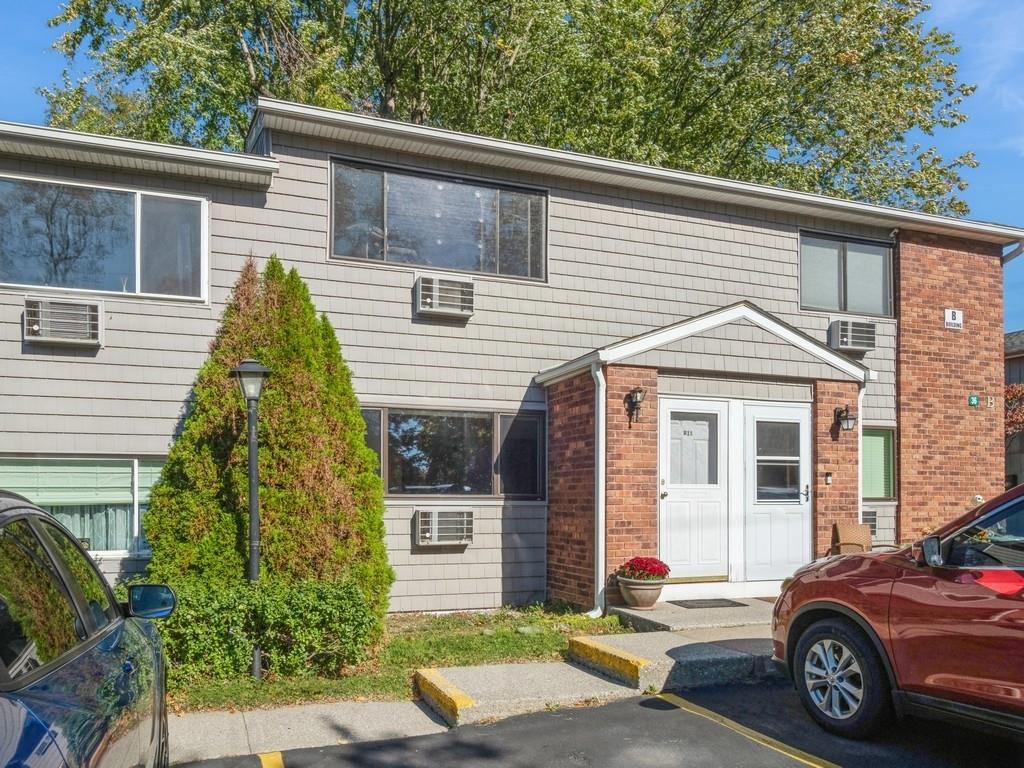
[609,598,774,632]
[415,662,635,727]
[569,627,783,693]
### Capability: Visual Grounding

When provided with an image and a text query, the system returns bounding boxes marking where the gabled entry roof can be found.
[535,301,873,386]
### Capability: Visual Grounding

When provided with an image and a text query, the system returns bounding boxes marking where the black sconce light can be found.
[625,387,646,425]
[834,405,858,432]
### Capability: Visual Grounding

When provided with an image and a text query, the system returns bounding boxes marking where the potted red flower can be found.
[616,556,670,610]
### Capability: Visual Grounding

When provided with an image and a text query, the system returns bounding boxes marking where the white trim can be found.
[536,302,870,385]
[590,362,607,616]
[857,385,866,524]
[0,119,277,188]
[256,97,1024,246]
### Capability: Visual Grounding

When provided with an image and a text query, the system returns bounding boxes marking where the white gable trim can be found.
[536,302,872,385]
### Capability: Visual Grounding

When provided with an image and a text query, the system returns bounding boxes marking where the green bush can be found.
[136,577,378,687]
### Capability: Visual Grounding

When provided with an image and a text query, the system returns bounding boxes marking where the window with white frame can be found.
[800,233,892,317]
[0,175,206,299]
[0,457,165,554]
[862,428,896,501]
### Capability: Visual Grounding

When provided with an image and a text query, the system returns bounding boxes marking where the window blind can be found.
[0,458,133,506]
[862,429,894,499]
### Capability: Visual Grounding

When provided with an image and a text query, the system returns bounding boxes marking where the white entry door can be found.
[659,398,729,579]
[744,404,812,581]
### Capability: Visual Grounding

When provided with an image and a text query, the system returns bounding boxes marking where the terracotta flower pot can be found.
[617,576,665,610]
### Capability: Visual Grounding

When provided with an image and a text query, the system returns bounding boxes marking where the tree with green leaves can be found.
[144,256,392,624]
[44,1,975,214]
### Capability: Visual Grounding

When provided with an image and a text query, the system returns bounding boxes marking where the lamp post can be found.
[231,358,270,680]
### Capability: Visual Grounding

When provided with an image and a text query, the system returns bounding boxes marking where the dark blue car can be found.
[0,492,175,768]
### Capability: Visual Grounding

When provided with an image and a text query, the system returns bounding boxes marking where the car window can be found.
[947,500,1024,569]
[36,520,119,631]
[0,519,85,680]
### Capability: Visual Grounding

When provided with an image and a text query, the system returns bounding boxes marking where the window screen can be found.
[800,233,891,316]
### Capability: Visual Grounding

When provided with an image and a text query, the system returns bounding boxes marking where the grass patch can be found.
[170,603,628,712]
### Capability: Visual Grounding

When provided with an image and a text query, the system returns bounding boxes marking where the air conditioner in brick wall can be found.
[828,320,876,353]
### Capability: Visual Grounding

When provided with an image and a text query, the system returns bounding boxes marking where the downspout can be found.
[1003,241,1023,265]
[857,382,866,524]
[588,361,607,618]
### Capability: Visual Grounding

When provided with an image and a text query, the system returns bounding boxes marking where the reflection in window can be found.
[669,412,718,485]
[0,520,83,679]
[361,408,383,476]
[800,234,892,316]
[499,414,546,498]
[0,176,204,298]
[755,421,801,501]
[37,521,118,631]
[387,411,494,494]
[948,501,1024,569]
[332,162,545,279]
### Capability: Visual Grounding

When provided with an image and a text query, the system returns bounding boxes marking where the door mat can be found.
[668,598,747,610]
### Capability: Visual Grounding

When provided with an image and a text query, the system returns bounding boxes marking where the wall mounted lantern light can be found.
[625,387,647,425]
[834,405,858,432]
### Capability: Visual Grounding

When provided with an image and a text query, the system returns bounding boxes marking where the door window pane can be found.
[36,521,118,632]
[333,165,385,260]
[499,413,545,497]
[862,429,895,499]
[948,501,1024,568]
[0,520,83,679]
[756,463,801,501]
[756,421,799,457]
[845,242,890,316]
[669,412,718,484]
[0,177,135,293]
[800,236,841,311]
[140,195,202,297]
[387,411,494,494]
[0,459,134,551]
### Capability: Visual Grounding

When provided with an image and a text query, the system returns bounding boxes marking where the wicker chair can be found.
[829,521,900,556]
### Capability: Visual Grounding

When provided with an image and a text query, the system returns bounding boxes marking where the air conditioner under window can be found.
[24,298,103,347]
[415,508,474,546]
[415,275,474,319]
[828,320,876,353]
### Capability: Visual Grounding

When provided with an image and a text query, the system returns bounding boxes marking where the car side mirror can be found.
[912,535,945,568]
[126,584,176,620]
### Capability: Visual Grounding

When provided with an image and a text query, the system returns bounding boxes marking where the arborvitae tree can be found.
[144,256,392,619]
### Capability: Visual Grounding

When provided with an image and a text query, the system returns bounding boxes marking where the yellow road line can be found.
[258,752,284,768]
[656,693,840,768]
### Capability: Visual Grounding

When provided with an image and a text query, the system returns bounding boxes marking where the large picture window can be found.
[0,457,165,553]
[0,176,205,299]
[332,161,546,280]
[800,233,892,317]
[360,408,546,499]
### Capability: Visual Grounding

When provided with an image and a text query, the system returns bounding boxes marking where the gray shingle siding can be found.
[0,130,898,608]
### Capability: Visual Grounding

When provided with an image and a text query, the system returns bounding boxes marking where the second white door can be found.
[659,398,729,579]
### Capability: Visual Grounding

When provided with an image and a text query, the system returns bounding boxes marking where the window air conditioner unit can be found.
[415,508,474,546]
[828,320,876,353]
[415,275,474,319]
[24,298,103,347]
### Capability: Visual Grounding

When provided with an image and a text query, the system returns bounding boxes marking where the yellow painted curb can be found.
[657,693,840,768]
[258,752,284,768]
[569,636,650,688]
[415,668,475,726]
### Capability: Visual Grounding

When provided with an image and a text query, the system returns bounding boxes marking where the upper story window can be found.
[332,161,546,280]
[800,233,892,317]
[0,175,206,300]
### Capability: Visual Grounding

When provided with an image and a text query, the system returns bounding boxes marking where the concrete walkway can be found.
[168,700,447,764]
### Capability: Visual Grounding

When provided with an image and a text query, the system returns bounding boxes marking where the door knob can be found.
[801,484,810,501]
[660,491,669,499]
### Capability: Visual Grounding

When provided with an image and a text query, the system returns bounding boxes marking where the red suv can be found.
[774,485,1024,740]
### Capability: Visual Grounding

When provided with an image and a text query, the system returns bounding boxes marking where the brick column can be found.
[604,365,659,602]
[813,380,862,558]
[545,371,596,608]
[896,231,1005,541]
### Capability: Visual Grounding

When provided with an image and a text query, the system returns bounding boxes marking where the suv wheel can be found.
[793,618,892,738]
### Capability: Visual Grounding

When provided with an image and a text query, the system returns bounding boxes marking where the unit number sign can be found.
[944,308,964,330]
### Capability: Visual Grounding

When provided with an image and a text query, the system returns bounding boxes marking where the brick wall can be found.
[546,371,596,607]
[604,365,659,602]
[896,231,1005,540]
[813,380,862,557]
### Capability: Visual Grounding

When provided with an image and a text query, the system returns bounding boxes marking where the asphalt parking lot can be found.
[178,680,1023,768]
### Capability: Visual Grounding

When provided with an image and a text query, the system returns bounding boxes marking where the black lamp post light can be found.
[625,387,647,426]
[231,358,270,680]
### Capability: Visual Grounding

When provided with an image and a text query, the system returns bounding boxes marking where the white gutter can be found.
[588,362,608,617]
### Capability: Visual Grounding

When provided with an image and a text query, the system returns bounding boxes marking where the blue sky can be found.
[2,2,1022,329]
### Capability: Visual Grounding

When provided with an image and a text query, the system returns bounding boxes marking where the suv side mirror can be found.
[912,535,945,568]
[126,584,176,620]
